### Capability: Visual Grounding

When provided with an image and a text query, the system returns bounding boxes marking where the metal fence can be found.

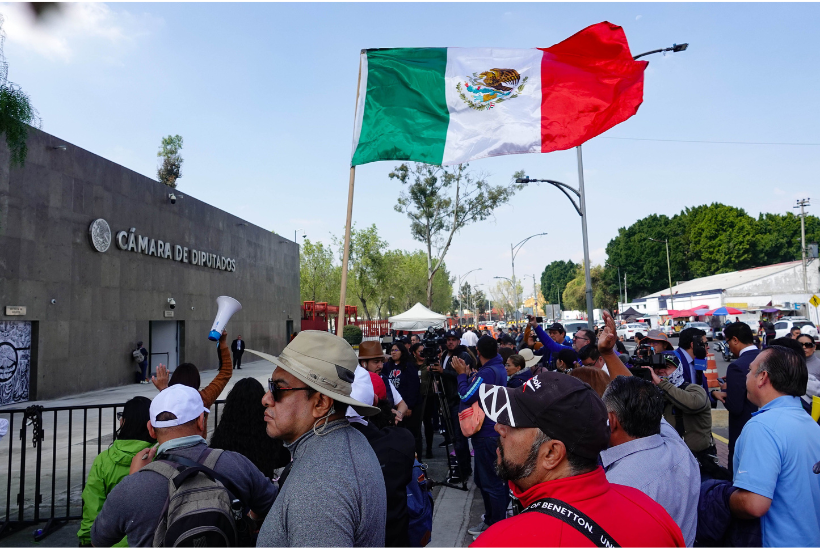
[0,399,226,542]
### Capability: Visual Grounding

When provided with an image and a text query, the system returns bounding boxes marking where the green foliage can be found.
[157,134,183,188]
[540,260,578,305]
[562,265,616,311]
[318,225,452,320]
[490,279,523,320]
[300,239,339,304]
[602,203,820,300]
[0,15,41,167]
[390,162,526,307]
[342,324,363,346]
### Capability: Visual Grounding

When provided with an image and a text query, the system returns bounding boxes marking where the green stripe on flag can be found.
[352,48,449,166]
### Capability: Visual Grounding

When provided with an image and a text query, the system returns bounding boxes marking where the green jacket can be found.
[78,439,153,546]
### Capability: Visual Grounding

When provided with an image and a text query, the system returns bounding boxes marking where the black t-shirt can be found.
[352,422,415,548]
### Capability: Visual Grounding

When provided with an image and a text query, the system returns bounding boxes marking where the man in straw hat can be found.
[249,331,386,547]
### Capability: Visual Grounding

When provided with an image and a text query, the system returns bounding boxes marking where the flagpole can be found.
[577,145,595,328]
[338,56,363,336]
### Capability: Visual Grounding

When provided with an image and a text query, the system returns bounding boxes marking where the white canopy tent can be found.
[388,302,447,331]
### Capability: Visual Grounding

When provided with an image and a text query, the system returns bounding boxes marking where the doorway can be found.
[286,320,294,341]
[150,321,181,373]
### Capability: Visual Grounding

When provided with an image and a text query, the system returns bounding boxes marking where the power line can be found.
[601,137,820,146]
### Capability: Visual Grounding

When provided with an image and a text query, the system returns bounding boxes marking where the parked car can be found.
[563,321,591,340]
[495,321,508,330]
[773,318,819,340]
[616,323,650,341]
[682,321,715,341]
[660,319,686,337]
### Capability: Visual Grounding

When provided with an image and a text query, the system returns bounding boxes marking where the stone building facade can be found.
[0,128,299,403]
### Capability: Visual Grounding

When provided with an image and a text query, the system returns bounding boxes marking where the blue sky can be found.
[4,2,820,301]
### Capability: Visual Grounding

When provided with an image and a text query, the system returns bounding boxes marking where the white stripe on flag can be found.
[351,52,369,159]
[442,48,543,166]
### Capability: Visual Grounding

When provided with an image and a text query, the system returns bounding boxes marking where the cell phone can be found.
[536,316,543,323]
[717,377,726,384]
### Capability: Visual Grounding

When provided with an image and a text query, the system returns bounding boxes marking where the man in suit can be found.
[711,322,759,469]
[230,335,245,369]
[672,328,712,399]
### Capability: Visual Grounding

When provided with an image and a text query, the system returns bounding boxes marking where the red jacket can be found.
[472,467,684,548]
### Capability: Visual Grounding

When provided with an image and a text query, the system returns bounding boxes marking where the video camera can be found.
[629,345,681,380]
[421,326,444,365]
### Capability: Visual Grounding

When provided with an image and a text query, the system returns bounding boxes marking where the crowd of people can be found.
[84,312,819,547]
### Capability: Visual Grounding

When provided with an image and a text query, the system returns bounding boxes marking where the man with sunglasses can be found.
[250,331,386,547]
[711,322,760,469]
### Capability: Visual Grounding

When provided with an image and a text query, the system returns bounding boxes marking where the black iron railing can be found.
[0,400,225,542]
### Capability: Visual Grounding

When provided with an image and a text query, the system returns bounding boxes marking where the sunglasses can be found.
[268,378,312,402]
[802,341,816,349]
[116,412,123,420]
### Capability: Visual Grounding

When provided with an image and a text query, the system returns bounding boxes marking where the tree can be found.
[562,265,616,311]
[0,15,40,166]
[157,134,183,188]
[490,279,522,321]
[390,162,526,307]
[299,239,339,304]
[540,260,578,305]
[334,224,387,320]
[474,288,488,317]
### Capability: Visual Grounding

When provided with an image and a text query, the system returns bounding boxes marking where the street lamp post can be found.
[294,228,306,243]
[523,274,539,318]
[606,262,623,306]
[648,237,674,311]
[458,268,482,326]
[510,233,548,323]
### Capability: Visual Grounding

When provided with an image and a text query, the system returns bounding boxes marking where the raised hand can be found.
[151,363,169,391]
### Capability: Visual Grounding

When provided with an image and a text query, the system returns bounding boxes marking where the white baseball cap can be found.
[150,385,209,428]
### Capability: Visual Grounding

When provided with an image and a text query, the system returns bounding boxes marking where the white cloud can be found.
[0,3,162,62]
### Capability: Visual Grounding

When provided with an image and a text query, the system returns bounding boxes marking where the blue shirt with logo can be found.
[732,395,820,547]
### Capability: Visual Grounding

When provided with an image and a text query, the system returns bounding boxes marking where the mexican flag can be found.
[351,22,647,167]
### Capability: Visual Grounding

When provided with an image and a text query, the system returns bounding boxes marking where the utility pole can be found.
[624,273,628,305]
[532,274,538,318]
[794,198,811,293]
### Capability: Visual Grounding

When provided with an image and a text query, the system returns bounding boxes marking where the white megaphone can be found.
[208,296,242,341]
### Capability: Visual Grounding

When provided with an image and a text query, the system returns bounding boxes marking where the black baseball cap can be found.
[546,322,565,333]
[445,329,462,339]
[476,372,610,459]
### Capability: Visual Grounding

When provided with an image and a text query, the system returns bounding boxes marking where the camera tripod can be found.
[429,368,469,491]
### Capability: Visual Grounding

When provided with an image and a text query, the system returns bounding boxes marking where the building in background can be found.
[0,129,299,405]
[618,260,820,329]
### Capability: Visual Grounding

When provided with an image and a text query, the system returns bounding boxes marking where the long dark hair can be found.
[209,378,290,477]
[388,341,411,367]
[116,396,155,444]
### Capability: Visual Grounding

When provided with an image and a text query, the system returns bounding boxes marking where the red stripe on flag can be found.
[539,22,648,153]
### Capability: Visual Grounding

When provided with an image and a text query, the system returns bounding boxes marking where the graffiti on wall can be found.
[0,321,31,405]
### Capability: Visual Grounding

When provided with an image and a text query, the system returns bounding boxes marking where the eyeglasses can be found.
[802,342,816,349]
[268,379,313,402]
[116,412,123,420]
[391,349,400,353]
[573,336,589,342]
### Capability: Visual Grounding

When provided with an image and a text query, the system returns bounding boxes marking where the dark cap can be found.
[445,329,462,340]
[476,372,610,459]
[499,334,516,345]
[476,335,498,359]
[546,322,565,333]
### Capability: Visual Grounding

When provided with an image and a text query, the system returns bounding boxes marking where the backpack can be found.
[144,448,251,547]
[406,460,433,547]
[132,348,145,363]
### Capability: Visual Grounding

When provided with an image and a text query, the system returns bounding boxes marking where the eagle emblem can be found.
[456,68,528,111]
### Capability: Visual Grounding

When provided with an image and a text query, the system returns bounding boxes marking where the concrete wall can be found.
[0,128,299,400]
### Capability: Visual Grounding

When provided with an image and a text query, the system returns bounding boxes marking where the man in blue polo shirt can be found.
[729,344,820,546]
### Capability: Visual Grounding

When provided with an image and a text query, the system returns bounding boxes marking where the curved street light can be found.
[458,268,482,326]
[510,233,548,323]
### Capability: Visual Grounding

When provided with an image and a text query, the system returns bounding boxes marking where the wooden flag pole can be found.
[338,55,363,336]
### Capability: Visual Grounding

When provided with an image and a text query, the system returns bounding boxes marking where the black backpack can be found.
[144,448,253,547]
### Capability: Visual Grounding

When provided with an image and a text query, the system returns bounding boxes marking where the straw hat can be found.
[246,331,380,416]
[518,348,542,369]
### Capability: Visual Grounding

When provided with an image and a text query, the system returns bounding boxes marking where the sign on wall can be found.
[88,219,237,272]
[0,321,32,405]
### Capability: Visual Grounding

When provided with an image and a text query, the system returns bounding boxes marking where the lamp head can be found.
[672,43,688,52]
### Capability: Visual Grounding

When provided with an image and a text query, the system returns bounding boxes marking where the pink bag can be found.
[458,401,485,437]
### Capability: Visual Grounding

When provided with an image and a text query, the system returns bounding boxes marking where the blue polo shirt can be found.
[732,395,820,547]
